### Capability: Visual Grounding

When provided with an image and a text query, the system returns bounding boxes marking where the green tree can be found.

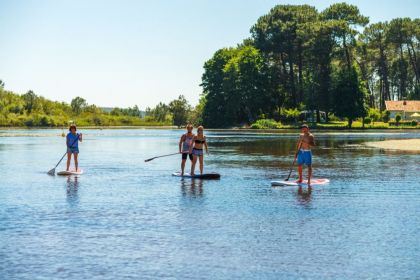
[395,113,402,125]
[168,95,191,127]
[22,90,39,113]
[70,97,87,114]
[149,102,170,123]
[362,22,391,110]
[332,65,368,128]
[303,21,339,121]
[223,46,272,124]
[368,108,381,125]
[387,18,411,100]
[189,97,206,126]
[322,3,369,69]
[251,5,319,106]
[201,48,237,127]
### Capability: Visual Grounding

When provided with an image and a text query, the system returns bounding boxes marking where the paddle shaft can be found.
[285,140,302,181]
[144,152,179,162]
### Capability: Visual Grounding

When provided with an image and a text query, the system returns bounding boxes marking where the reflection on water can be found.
[65,176,79,206]
[180,178,204,198]
[296,186,312,206]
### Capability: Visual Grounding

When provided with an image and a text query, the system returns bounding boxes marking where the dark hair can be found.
[301,124,309,129]
[69,124,77,131]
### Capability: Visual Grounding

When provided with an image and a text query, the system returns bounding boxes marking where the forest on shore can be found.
[0,80,195,127]
[1,3,419,128]
[200,3,419,128]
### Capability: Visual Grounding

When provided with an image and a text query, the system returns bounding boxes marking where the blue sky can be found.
[0,0,419,109]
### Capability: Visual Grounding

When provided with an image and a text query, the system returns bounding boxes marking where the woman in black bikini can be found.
[189,126,209,176]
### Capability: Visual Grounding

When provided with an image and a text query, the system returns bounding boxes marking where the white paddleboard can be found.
[271,178,329,186]
[57,169,84,176]
[172,172,221,179]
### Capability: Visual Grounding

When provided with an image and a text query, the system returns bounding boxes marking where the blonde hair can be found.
[197,126,204,133]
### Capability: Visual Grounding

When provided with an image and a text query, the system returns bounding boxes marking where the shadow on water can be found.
[65,176,80,206]
[180,179,204,199]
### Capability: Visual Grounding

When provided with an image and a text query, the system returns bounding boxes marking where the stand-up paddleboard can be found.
[172,172,220,179]
[57,170,84,176]
[271,178,329,187]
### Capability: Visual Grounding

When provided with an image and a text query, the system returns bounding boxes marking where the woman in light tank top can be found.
[179,124,194,175]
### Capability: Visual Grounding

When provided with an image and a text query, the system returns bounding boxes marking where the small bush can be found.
[368,108,381,123]
[363,117,372,125]
[395,114,402,125]
[389,120,417,127]
[382,110,390,123]
[411,120,418,126]
[250,119,281,129]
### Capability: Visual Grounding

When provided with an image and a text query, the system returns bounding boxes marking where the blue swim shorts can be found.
[67,147,79,154]
[192,148,204,156]
[297,149,312,165]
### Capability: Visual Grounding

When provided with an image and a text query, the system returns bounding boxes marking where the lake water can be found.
[0,129,419,279]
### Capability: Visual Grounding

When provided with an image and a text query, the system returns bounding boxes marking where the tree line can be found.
[0,80,194,127]
[200,3,419,127]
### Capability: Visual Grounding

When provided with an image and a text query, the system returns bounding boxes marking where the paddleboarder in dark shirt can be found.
[66,124,82,172]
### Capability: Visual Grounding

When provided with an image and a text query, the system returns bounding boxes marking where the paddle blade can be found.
[47,168,56,176]
[144,157,155,162]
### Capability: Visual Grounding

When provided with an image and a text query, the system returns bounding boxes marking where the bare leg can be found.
[307,165,312,186]
[66,153,71,171]
[181,159,186,175]
[191,155,198,176]
[74,153,79,171]
[199,155,204,175]
[297,165,303,183]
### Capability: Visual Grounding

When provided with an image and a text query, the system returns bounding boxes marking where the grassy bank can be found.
[0,113,171,128]
[250,119,419,130]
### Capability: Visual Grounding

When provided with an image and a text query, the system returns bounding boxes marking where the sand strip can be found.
[365,139,420,152]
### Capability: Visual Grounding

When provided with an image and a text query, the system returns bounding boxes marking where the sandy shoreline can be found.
[365,139,420,152]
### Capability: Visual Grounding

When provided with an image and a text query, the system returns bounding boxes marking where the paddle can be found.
[144,152,180,162]
[47,134,80,175]
[285,140,302,181]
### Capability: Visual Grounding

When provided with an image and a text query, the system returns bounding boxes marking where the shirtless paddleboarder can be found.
[296,124,315,185]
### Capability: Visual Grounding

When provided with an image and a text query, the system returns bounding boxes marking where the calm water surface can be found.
[0,129,419,279]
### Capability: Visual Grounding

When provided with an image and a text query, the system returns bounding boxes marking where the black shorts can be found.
[182,153,193,160]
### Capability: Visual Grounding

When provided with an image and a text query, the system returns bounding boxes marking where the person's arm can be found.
[78,133,83,142]
[189,136,196,154]
[309,135,315,147]
[296,135,303,149]
[66,135,69,147]
[179,135,185,153]
[204,137,209,155]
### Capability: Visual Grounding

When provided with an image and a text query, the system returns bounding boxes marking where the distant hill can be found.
[100,107,114,113]
[100,107,146,117]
